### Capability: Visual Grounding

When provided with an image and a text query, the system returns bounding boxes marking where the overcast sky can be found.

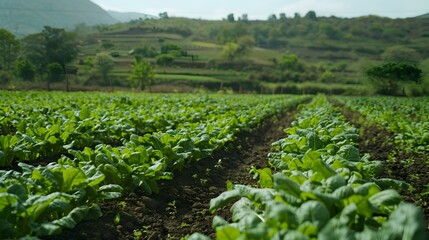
[90,0,428,19]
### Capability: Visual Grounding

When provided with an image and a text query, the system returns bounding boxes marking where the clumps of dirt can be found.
[49,108,298,240]
[331,98,429,229]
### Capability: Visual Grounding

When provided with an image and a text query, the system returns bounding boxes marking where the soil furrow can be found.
[48,107,298,240]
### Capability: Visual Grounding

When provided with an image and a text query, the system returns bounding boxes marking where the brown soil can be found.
[46,108,298,240]
[331,98,429,229]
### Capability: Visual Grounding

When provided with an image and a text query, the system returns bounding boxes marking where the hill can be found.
[0,0,118,37]
[108,11,156,22]
[416,13,429,18]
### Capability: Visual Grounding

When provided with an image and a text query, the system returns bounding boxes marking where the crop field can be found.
[0,92,428,239]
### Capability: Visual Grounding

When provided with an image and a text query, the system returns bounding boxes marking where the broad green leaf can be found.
[297,200,330,230]
[283,230,311,240]
[209,189,240,213]
[7,184,27,200]
[0,193,19,212]
[368,189,401,214]
[99,184,123,199]
[308,157,336,180]
[255,168,273,188]
[306,132,323,150]
[79,105,91,120]
[216,225,241,240]
[33,223,62,236]
[338,145,360,162]
[375,203,428,240]
[60,167,87,192]
[212,215,229,229]
[24,193,60,221]
[325,175,346,192]
[231,198,263,230]
[273,173,302,198]
[265,201,299,229]
[353,183,380,197]
[332,185,355,200]
[188,233,211,240]
[372,178,410,190]
[318,218,356,240]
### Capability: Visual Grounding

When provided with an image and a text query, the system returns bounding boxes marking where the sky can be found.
[90,0,429,19]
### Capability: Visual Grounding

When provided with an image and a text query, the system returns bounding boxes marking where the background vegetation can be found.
[1,10,428,95]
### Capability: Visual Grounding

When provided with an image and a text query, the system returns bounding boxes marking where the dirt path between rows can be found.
[48,107,298,240]
[330,99,429,229]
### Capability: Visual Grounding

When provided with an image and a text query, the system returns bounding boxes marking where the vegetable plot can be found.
[335,96,429,153]
[191,96,427,239]
[0,91,309,238]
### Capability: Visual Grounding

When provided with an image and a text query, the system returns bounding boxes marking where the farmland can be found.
[0,91,428,239]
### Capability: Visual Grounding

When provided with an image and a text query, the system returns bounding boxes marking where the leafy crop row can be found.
[0,91,309,238]
[0,92,308,166]
[335,96,429,152]
[190,95,427,240]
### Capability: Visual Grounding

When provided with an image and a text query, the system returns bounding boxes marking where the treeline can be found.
[0,12,428,95]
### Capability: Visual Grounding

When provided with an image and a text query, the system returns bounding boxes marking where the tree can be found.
[268,14,277,21]
[222,36,255,62]
[280,54,304,71]
[227,13,235,22]
[156,54,174,66]
[15,60,36,81]
[159,12,169,19]
[129,57,155,91]
[130,47,158,58]
[237,35,255,56]
[381,46,422,64]
[94,53,115,90]
[305,11,317,20]
[21,26,79,74]
[279,13,287,20]
[0,29,20,71]
[46,62,64,90]
[222,42,240,62]
[366,62,422,95]
[161,43,186,56]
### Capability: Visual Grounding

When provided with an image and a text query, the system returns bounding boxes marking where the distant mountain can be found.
[108,11,157,22]
[416,13,429,18]
[0,0,118,37]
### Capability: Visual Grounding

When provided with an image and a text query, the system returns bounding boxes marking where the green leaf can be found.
[325,175,346,192]
[216,225,241,240]
[273,173,302,198]
[318,218,356,240]
[79,105,91,120]
[52,205,92,229]
[24,193,60,221]
[283,230,311,240]
[338,145,360,162]
[255,168,273,188]
[332,185,355,200]
[99,184,123,199]
[306,131,323,150]
[60,167,87,192]
[231,198,264,230]
[375,203,428,240]
[212,215,229,229]
[368,189,402,214]
[209,189,240,213]
[7,184,27,200]
[265,201,299,229]
[297,200,330,230]
[187,233,211,240]
[0,193,19,212]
